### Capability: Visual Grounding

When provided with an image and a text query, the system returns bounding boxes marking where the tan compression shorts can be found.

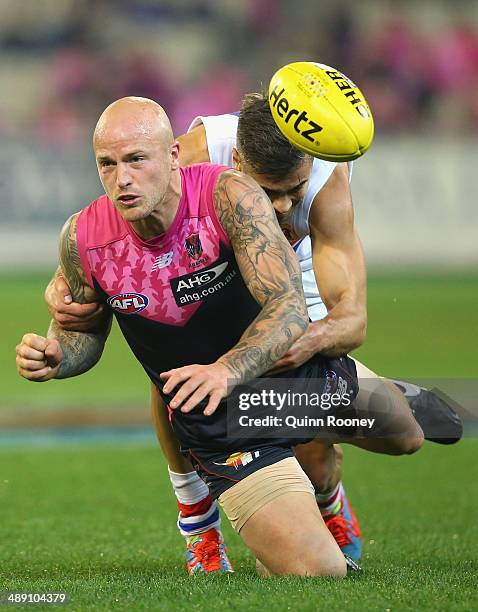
[218,456,315,533]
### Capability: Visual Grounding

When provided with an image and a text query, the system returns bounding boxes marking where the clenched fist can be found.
[16,333,63,381]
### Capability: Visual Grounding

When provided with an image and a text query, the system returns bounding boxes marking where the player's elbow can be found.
[357,309,367,341]
[349,312,367,351]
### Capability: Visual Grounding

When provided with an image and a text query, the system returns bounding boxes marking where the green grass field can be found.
[2,272,477,407]
[1,442,477,611]
[1,273,477,610]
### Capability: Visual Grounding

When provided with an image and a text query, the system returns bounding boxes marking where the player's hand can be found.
[45,273,103,331]
[160,362,234,416]
[16,333,63,381]
[268,322,319,373]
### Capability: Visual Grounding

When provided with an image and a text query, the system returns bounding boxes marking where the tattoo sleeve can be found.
[214,170,308,382]
[48,213,112,379]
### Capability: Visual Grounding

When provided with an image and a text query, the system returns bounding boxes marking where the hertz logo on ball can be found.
[269,85,324,143]
[268,61,374,162]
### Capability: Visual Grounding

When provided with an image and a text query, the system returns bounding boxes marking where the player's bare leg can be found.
[151,384,233,574]
[354,359,462,445]
[291,364,425,562]
[294,441,361,560]
[152,388,347,575]
[352,361,424,454]
[239,491,346,577]
[151,383,193,473]
[294,441,343,493]
[291,376,423,563]
[290,378,424,564]
[153,381,363,563]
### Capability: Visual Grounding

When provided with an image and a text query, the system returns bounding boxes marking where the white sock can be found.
[168,467,221,537]
[315,481,343,515]
[168,467,210,504]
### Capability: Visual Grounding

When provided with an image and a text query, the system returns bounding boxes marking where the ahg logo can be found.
[174,262,228,292]
[170,260,236,307]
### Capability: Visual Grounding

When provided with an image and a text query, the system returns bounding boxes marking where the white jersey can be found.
[188,113,351,321]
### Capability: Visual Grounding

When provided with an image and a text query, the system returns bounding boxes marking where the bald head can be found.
[93,97,174,150]
[93,97,181,231]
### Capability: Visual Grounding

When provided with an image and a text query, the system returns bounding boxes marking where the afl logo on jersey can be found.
[107,292,149,314]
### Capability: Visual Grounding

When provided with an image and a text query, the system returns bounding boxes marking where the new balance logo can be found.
[152,251,173,271]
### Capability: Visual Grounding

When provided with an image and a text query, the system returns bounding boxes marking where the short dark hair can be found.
[237,92,312,177]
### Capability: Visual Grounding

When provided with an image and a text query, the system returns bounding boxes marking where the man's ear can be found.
[232,147,242,171]
[171,141,180,169]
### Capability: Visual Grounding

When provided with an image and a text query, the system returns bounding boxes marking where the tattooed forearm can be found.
[58,213,90,304]
[49,212,111,378]
[218,305,307,382]
[214,170,308,382]
[48,319,109,379]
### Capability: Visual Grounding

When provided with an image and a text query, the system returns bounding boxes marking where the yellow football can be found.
[268,61,374,161]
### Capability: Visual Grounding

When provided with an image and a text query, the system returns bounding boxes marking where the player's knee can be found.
[255,558,272,577]
[389,432,424,455]
[292,553,347,578]
[402,433,424,454]
[306,555,347,578]
[266,554,347,578]
[267,539,347,578]
[400,420,425,454]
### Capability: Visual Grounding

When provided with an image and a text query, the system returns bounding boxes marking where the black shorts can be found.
[160,355,358,499]
[165,354,359,453]
[184,445,294,499]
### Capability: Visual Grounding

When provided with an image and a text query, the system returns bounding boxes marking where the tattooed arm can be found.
[214,170,308,378]
[16,213,112,382]
[161,170,309,415]
[52,213,112,377]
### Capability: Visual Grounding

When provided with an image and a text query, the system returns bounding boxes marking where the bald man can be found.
[16,97,359,577]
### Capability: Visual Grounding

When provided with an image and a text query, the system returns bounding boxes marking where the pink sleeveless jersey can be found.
[75,164,260,397]
[77,164,235,327]
[74,164,348,459]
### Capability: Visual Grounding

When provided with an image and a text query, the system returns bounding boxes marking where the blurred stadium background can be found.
[1,0,476,419]
[1,2,477,608]
[2,0,478,270]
